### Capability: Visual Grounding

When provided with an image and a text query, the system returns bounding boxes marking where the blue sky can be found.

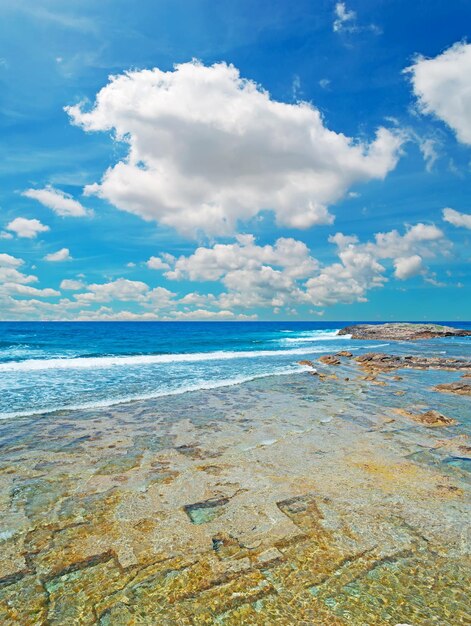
[0,0,470,321]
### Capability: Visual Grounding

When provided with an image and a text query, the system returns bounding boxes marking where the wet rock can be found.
[318,355,341,366]
[256,547,283,566]
[433,382,471,396]
[354,352,471,373]
[335,351,353,358]
[392,408,457,427]
[0,576,48,624]
[211,533,245,559]
[298,360,315,368]
[184,497,230,524]
[338,322,471,341]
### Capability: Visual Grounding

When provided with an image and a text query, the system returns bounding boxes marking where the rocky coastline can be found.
[338,322,471,341]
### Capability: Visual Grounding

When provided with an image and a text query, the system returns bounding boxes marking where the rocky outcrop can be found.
[392,408,457,427]
[318,355,341,366]
[354,353,471,373]
[338,323,471,341]
[298,360,315,368]
[433,382,471,397]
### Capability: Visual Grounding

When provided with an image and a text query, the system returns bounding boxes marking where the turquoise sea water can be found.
[0,321,469,419]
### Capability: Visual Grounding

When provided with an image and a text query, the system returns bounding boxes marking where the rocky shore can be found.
[1,338,470,624]
[338,322,471,341]
[302,350,471,395]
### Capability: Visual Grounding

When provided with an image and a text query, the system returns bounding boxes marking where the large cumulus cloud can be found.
[67,61,403,238]
[406,42,471,145]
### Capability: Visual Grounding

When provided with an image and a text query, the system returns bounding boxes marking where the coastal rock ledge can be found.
[338,323,471,341]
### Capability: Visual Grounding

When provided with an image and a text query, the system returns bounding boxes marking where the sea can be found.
[0,320,470,420]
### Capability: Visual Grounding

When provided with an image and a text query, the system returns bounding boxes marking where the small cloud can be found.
[333,2,356,32]
[419,138,439,172]
[147,256,171,271]
[23,185,90,217]
[292,74,302,101]
[443,207,471,230]
[44,248,72,262]
[393,254,423,280]
[6,217,50,239]
[319,78,331,90]
[424,274,446,287]
[333,2,380,35]
[0,231,13,239]
[127,262,136,268]
[60,278,84,290]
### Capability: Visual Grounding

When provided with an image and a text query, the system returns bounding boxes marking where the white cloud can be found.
[393,255,423,279]
[0,253,37,286]
[170,309,257,321]
[406,42,471,145]
[146,256,170,271]
[166,234,318,282]
[67,61,403,238]
[333,2,356,32]
[333,2,380,35]
[60,279,85,290]
[44,248,72,262]
[75,307,160,321]
[163,235,318,310]
[304,245,386,306]
[305,223,445,304]
[0,222,449,319]
[0,253,23,268]
[75,278,150,304]
[418,138,439,172]
[3,283,60,298]
[159,225,446,311]
[0,256,56,308]
[23,185,90,217]
[371,223,445,259]
[0,231,13,240]
[6,217,50,239]
[443,207,471,229]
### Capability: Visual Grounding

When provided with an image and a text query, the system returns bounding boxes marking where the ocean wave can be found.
[0,366,305,420]
[281,333,350,343]
[0,346,331,372]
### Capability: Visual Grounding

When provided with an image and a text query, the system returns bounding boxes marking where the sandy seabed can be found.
[0,356,470,625]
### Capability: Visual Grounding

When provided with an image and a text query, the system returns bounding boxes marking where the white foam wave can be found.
[0,366,304,420]
[281,333,350,343]
[0,346,331,372]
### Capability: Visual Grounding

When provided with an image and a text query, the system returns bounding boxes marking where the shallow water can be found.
[0,329,470,624]
[1,320,469,419]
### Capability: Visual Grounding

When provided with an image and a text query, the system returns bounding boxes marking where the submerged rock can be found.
[433,382,471,397]
[338,323,471,341]
[392,408,457,427]
[318,355,341,366]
